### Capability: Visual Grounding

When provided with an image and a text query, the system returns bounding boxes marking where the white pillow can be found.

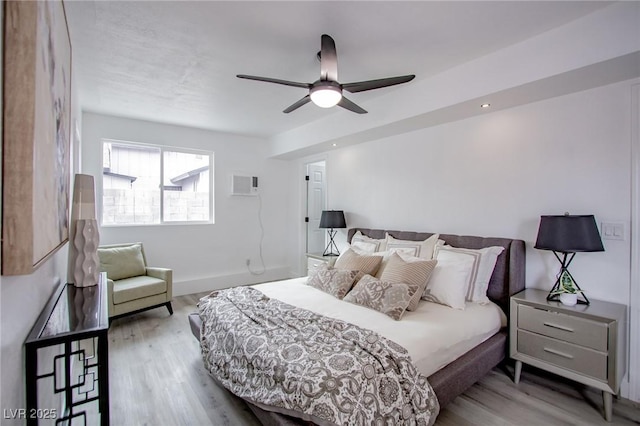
[385,233,439,259]
[351,240,379,253]
[351,231,386,253]
[435,245,505,304]
[421,250,475,310]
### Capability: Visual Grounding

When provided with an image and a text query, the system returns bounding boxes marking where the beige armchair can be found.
[97,242,173,321]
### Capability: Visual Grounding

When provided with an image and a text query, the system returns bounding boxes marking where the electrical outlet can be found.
[246,259,250,266]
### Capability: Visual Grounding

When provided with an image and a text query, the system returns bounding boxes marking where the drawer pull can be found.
[543,347,574,359]
[543,322,574,332]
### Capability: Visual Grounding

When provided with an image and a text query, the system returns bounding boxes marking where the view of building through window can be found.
[102,140,213,225]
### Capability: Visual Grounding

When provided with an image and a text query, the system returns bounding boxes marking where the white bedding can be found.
[253,277,507,377]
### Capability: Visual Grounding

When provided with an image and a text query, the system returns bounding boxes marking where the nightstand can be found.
[510,289,627,421]
[305,253,338,275]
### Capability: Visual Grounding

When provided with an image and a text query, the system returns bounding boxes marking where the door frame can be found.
[296,156,327,276]
[305,160,327,256]
[629,83,640,402]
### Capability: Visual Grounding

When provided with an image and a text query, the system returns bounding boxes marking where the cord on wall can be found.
[247,193,266,275]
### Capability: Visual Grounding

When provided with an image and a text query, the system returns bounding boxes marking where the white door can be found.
[306,161,326,254]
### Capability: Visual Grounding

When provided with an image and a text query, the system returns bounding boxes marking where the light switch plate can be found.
[601,222,625,241]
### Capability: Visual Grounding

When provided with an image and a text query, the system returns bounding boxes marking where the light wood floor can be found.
[108,293,640,425]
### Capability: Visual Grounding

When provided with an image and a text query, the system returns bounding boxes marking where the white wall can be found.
[81,113,295,295]
[320,80,633,304]
[294,79,637,396]
[0,252,69,420]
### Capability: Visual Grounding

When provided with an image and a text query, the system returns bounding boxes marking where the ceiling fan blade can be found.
[283,95,311,113]
[320,34,338,81]
[237,74,310,89]
[342,75,415,93]
[338,96,367,114]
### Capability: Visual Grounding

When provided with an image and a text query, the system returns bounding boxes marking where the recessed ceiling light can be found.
[481,103,491,108]
[332,143,337,147]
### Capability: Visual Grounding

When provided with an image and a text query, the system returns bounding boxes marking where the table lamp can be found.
[534,213,604,305]
[319,210,346,256]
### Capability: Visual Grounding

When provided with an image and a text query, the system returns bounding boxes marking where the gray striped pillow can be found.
[379,252,438,311]
[334,248,383,281]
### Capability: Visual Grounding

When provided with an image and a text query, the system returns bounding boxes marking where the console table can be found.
[25,273,109,425]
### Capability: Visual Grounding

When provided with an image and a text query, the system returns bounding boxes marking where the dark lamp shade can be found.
[319,210,346,229]
[535,215,604,253]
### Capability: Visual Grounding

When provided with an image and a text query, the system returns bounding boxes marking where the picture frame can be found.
[2,1,72,275]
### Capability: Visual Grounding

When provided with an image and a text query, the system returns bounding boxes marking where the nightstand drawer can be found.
[518,304,607,351]
[307,257,326,274]
[518,330,607,380]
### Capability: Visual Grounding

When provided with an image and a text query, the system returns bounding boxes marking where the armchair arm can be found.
[107,278,115,317]
[146,267,173,300]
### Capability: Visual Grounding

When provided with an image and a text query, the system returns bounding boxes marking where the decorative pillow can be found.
[306,263,359,299]
[379,252,437,311]
[97,243,146,281]
[334,248,383,281]
[421,250,475,309]
[345,243,382,256]
[350,231,386,253]
[385,233,439,259]
[435,245,505,304]
[343,274,418,320]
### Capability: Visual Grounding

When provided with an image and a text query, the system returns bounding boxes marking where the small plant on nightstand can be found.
[550,270,581,306]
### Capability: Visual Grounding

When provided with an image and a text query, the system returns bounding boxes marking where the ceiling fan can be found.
[237,34,415,114]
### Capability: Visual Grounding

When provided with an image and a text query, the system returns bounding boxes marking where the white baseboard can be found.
[172,266,293,296]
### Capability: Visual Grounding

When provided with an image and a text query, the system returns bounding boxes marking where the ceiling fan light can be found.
[310,86,342,108]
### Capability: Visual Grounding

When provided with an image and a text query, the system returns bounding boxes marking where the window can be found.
[102,140,213,225]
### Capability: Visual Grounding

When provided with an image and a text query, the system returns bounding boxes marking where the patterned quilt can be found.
[198,286,440,425]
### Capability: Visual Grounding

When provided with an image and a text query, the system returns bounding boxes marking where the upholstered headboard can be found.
[347,228,526,314]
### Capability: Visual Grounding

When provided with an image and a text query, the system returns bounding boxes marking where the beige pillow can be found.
[343,274,418,320]
[306,263,359,299]
[380,252,437,311]
[334,248,383,281]
[98,244,146,280]
[385,233,439,259]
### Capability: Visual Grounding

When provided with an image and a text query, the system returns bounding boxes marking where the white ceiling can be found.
[65,1,613,139]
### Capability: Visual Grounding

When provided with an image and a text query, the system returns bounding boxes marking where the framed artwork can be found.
[2,1,72,275]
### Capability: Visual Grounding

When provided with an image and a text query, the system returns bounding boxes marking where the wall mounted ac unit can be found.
[231,175,258,196]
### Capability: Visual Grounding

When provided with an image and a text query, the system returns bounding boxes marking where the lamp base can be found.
[546,292,589,305]
[323,229,340,257]
[546,252,590,305]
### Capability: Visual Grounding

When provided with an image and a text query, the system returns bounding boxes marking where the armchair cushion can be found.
[112,276,167,305]
[98,243,146,280]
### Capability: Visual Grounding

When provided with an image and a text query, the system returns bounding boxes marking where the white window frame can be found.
[101,139,214,226]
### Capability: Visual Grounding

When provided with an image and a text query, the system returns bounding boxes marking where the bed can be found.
[189,228,526,425]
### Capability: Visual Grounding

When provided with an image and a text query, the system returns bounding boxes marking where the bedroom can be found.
[1,1,639,425]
